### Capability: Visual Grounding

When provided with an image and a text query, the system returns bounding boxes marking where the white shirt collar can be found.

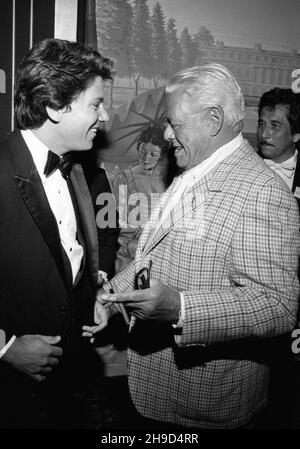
[264,150,297,170]
[181,133,243,185]
[21,129,52,182]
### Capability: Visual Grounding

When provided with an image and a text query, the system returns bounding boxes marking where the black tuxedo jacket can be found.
[81,162,119,280]
[292,152,300,209]
[0,130,99,343]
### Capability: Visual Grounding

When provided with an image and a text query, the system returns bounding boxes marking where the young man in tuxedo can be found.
[0,38,112,428]
[257,87,300,207]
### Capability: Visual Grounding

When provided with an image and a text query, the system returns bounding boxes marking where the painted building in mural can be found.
[200,41,300,101]
[113,40,300,106]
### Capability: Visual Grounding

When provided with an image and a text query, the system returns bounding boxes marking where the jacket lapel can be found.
[10,130,66,283]
[138,188,169,256]
[70,164,99,286]
[140,180,205,256]
[139,139,253,257]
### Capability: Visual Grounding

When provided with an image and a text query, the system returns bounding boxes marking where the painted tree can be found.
[150,2,168,87]
[180,27,197,69]
[96,0,133,107]
[166,17,182,78]
[193,25,215,64]
[131,0,153,95]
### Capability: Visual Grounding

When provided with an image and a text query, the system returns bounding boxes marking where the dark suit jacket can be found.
[292,151,300,208]
[82,165,119,280]
[0,129,99,343]
[292,152,300,322]
[0,130,105,427]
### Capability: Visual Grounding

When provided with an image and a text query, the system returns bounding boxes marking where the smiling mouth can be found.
[89,126,100,137]
[174,145,184,154]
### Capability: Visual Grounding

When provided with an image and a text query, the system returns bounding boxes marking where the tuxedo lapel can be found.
[70,164,99,286]
[10,131,66,284]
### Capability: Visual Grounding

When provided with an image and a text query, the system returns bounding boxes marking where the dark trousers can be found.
[0,334,103,429]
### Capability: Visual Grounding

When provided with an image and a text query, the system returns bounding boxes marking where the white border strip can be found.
[55,0,78,41]
[30,0,33,48]
[11,0,15,131]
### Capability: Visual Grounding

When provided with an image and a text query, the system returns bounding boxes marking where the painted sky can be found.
[147,0,300,52]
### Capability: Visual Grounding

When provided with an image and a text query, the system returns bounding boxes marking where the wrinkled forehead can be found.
[166,89,193,121]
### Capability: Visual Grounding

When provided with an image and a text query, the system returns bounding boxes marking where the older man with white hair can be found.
[89,63,300,428]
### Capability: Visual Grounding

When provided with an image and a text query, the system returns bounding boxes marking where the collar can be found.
[264,150,297,171]
[21,129,52,182]
[264,150,298,177]
[181,133,243,185]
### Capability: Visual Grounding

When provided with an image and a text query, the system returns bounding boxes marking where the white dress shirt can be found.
[21,129,83,283]
[264,151,297,190]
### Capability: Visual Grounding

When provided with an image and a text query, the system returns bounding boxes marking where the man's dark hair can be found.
[137,124,170,153]
[258,87,300,135]
[14,38,113,129]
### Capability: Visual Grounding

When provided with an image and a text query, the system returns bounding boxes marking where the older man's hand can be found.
[98,279,181,324]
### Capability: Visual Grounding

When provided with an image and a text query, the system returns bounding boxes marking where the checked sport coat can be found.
[109,138,300,429]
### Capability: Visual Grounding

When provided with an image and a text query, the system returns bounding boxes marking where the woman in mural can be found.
[112,123,176,274]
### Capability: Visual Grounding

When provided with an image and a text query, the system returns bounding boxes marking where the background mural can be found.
[92,0,300,173]
[1,1,299,173]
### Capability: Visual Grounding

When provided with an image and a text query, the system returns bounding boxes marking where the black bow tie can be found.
[44,151,72,179]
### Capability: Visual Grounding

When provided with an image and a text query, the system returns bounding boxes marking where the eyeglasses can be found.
[135,260,152,290]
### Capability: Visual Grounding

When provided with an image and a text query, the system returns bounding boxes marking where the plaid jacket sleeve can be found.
[179,179,300,347]
[109,254,152,293]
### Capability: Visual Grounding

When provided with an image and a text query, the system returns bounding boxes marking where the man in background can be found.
[257,87,300,427]
[0,38,112,428]
[257,87,300,206]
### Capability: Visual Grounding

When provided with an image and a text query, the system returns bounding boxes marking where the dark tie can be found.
[44,151,72,179]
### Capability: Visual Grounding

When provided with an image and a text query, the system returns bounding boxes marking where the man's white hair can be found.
[165,63,245,131]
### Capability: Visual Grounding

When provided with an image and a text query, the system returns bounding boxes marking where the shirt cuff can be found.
[172,292,185,329]
[0,335,16,360]
[98,270,108,286]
